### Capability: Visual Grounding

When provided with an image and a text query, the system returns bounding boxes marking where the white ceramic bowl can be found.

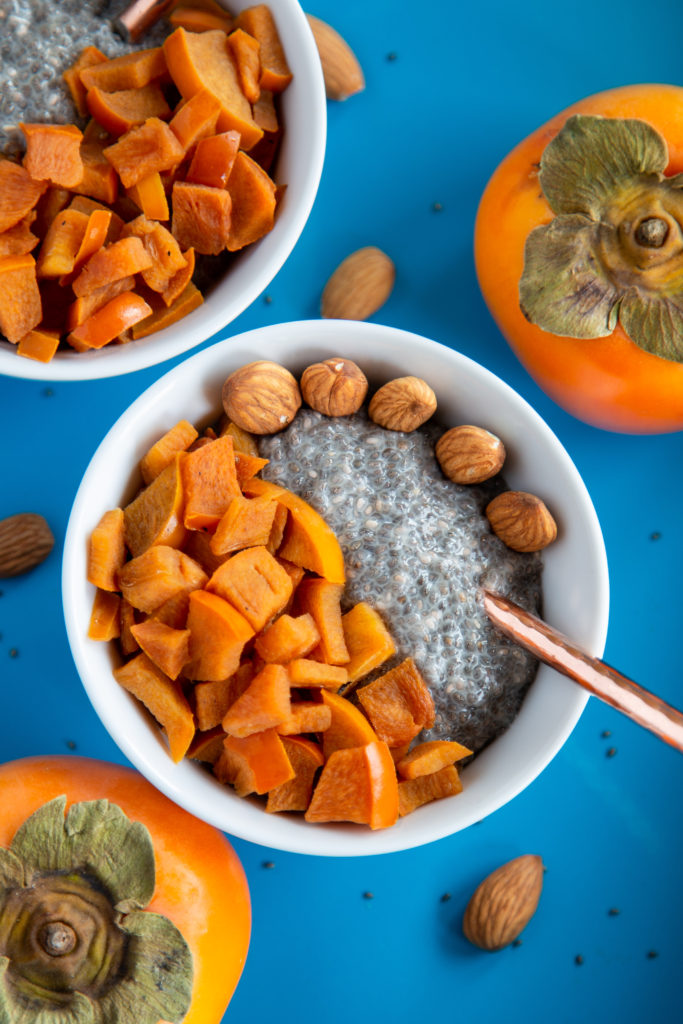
[63,320,609,855]
[0,1,326,381]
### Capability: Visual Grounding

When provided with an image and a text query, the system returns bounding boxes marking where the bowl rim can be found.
[0,0,327,382]
[62,319,610,856]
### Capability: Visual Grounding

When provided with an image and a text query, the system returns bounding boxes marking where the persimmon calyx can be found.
[0,796,193,1024]
[519,113,683,362]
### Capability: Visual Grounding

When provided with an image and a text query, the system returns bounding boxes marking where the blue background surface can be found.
[2,0,683,1020]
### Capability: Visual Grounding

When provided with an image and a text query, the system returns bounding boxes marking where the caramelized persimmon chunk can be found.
[233,451,269,487]
[187,727,227,764]
[356,657,435,747]
[36,208,89,279]
[168,88,222,152]
[114,652,195,763]
[122,214,188,293]
[254,612,320,664]
[222,663,291,737]
[0,254,42,343]
[127,172,170,222]
[129,619,191,680]
[103,118,186,189]
[88,589,121,641]
[63,46,108,118]
[266,736,324,813]
[71,139,119,205]
[276,700,332,736]
[21,123,84,188]
[186,131,241,189]
[118,544,207,614]
[397,765,463,817]
[396,740,473,780]
[287,659,348,691]
[225,151,276,251]
[320,689,377,759]
[67,276,137,331]
[341,602,396,684]
[305,741,398,829]
[0,160,46,234]
[186,589,254,681]
[16,327,60,363]
[86,84,172,137]
[181,434,241,530]
[294,578,348,665]
[87,507,126,591]
[130,281,203,338]
[210,494,278,555]
[234,5,292,92]
[216,728,294,795]
[227,28,261,104]
[68,292,153,350]
[194,662,255,732]
[80,47,168,92]
[72,236,153,297]
[171,180,232,254]
[206,545,293,631]
[0,213,39,258]
[140,419,199,485]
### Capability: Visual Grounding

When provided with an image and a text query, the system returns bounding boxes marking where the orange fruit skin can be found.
[474,83,683,433]
[0,755,251,1024]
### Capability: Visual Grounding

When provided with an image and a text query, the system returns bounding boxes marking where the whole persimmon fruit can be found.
[475,83,683,433]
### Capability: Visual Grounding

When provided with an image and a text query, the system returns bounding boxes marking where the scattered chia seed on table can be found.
[258,408,543,754]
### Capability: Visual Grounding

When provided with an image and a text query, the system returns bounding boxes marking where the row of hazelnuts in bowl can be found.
[221,357,558,554]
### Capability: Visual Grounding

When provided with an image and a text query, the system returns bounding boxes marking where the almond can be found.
[222,360,302,435]
[463,854,544,951]
[321,247,395,321]
[300,357,368,416]
[306,15,365,101]
[0,513,55,578]
[436,425,506,484]
[368,376,436,432]
[486,491,557,552]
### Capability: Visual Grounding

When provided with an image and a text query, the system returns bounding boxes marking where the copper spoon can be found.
[482,590,683,753]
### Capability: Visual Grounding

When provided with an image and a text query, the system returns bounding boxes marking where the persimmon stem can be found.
[634,217,669,248]
[38,921,77,957]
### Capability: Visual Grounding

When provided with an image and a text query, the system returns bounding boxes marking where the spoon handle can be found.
[482,590,683,753]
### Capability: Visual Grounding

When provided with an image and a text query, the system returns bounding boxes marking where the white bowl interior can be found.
[63,320,609,855]
[0,0,326,381]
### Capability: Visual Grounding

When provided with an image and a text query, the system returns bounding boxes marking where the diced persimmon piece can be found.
[118,544,207,614]
[140,420,199,485]
[0,214,39,258]
[243,477,345,584]
[211,494,278,556]
[16,328,60,363]
[181,434,241,530]
[389,742,412,766]
[320,689,377,759]
[295,578,349,665]
[253,89,278,134]
[87,507,126,591]
[114,652,195,763]
[276,701,331,736]
[227,28,261,104]
[187,589,254,681]
[63,46,108,118]
[305,741,399,829]
[171,180,232,254]
[36,209,89,279]
[130,619,191,680]
[123,214,188,292]
[67,291,153,350]
[254,612,320,663]
[119,598,139,657]
[62,209,113,285]
[163,28,263,149]
[124,454,187,557]
[71,141,119,205]
[267,502,288,554]
[87,589,121,641]
[222,663,291,737]
[182,529,230,577]
[266,736,324,813]
[0,160,46,234]
[217,728,294,796]
[234,5,292,92]
[287,659,348,691]
[342,602,396,683]
[73,236,153,296]
[67,275,136,331]
[161,246,194,306]
[0,254,42,343]
[357,658,436,747]
[34,187,71,238]
[104,118,186,189]
[127,172,170,222]
[194,662,255,732]
[169,89,222,152]
[219,417,259,455]
[225,150,276,251]
[275,557,304,591]
[186,131,241,189]
[233,450,268,487]
[169,6,234,32]
[187,727,227,764]
[87,84,172,137]
[130,281,203,338]
[80,47,168,92]
[396,740,473,780]
[398,765,463,817]
[150,590,192,630]
[21,124,84,188]
[206,545,293,631]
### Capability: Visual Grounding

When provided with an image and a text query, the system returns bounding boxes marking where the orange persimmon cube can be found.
[118,545,207,614]
[253,88,278,133]
[72,236,153,296]
[171,180,232,255]
[61,208,113,286]
[114,652,195,763]
[254,612,320,663]
[356,658,435,747]
[63,46,108,118]
[87,507,126,591]
[140,420,199,485]
[398,765,463,817]
[163,28,263,149]
[86,84,172,137]
[169,6,234,32]
[206,545,293,631]
[234,5,292,92]
[0,213,40,259]
[217,728,294,795]
[123,455,187,557]
[150,590,192,630]
[126,172,170,222]
[181,435,241,530]
[342,602,396,683]
[16,328,60,363]
[0,253,42,343]
[103,118,186,189]
[396,740,473,780]
[130,281,203,338]
[276,700,332,736]
[67,291,153,350]
[182,529,231,577]
[119,598,139,657]
[186,589,254,681]
[0,160,46,234]
[21,123,84,188]
[161,246,194,306]
[194,662,255,731]
[36,209,89,279]
[186,131,241,189]
[294,578,349,665]
[305,741,399,829]
[225,150,276,251]
[168,88,222,152]
[71,140,119,205]
[233,450,269,487]
[274,557,305,591]
[222,663,291,737]
[67,275,137,331]
[267,502,288,554]
[227,28,261,104]
[80,47,168,92]
[219,417,259,455]
[130,619,191,680]
[287,659,348,691]
[320,689,377,759]
[210,494,278,556]
[122,215,188,293]
[266,736,324,813]
[87,588,121,640]
[187,727,227,764]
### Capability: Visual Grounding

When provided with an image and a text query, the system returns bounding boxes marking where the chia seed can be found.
[258,408,543,754]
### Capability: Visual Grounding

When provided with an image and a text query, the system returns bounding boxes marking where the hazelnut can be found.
[368,376,437,432]
[436,425,506,484]
[485,491,557,552]
[222,361,302,435]
[300,357,368,416]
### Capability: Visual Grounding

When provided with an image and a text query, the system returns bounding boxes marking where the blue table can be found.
[2,0,683,1020]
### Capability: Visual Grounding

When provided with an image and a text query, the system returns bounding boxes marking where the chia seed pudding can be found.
[258,408,543,754]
